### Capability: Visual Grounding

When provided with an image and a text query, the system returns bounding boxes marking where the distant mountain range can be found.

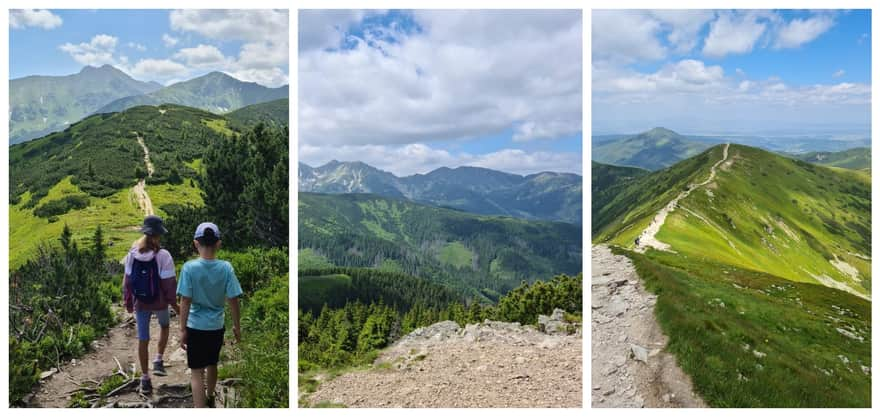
[592,127,712,171]
[594,127,871,172]
[9,65,161,144]
[789,147,871,171]
[299,161,582,224]
[95,71,288,115]
[9,65,288,145]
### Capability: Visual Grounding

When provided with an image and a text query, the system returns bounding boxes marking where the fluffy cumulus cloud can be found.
[54,10,288,87]
[702,11,768,57]
[59,34,118,66]
[168,9,289,86]
[774,14,835,49]
[300,10,581,158]
[10,9,62,30]
[300,143,581,176]
[592,10,868,133]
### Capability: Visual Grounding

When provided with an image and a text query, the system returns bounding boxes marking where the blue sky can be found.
[298,10,582,176]
[593,10,871,136]
[10,9,288,87]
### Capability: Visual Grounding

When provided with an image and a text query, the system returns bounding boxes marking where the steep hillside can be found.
[791,147,871,171]
[95,72,288,115]
[227,98,289,129]
[9,65,161,144]
[299,192,582,299]
[593,127,711,171]
[299,162,582,224]
[594,144,871,298]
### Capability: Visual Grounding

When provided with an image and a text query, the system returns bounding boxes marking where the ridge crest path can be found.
[636,143,729,253]
[591,245,705,408]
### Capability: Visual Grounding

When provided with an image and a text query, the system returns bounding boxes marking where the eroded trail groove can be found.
[133,132,155,216]
[636,143,729,253]
[591,245,705,408]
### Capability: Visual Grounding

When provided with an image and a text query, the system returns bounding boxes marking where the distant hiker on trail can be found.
[634,237,640,247]
[177,222,243,408]
[122,215,179,395]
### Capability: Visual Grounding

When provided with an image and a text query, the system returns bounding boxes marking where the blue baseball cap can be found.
[194,222,221,242]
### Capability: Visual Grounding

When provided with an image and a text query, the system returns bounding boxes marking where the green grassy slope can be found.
[621,247,870,407]
[791,147,871,170]
[593,127,711,171]
[595,144,871,298]
[9,104,228,202]
[95,72,288,115]
[226,98,289,130]
[299,192,582,299]
[9,65,160,144]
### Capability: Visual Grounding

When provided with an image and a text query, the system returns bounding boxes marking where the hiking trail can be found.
[28,308,239,408]
[304,317,582,408]
[636,143,729,253]
[132,132,154,216]
[592,245,705,408]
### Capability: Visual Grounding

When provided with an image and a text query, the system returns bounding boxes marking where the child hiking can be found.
[177,222,243,408]
[122,215,179,395]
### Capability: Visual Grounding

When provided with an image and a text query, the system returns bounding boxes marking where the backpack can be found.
[130,256,160,304]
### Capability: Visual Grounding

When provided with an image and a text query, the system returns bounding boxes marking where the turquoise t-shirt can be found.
[176,258,243,331]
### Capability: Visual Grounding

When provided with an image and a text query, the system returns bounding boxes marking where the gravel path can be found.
[591,245,705,408]
[636,143,729,253]
[306,320,582,408]
[133,132,154,216]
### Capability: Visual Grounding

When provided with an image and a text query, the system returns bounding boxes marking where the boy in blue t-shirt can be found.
[177,222,243,408]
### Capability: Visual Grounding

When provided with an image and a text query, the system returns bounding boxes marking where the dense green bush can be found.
[9,226,118,405]
[33,195,90,218]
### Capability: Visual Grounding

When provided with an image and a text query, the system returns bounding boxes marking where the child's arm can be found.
[228,296,241,343]
[179,296,192,350]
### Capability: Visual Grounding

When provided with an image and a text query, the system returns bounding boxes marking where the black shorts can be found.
[185,327,225,369]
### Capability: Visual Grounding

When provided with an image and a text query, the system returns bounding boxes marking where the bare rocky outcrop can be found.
[592,245,705,408]
[306,317,582,408]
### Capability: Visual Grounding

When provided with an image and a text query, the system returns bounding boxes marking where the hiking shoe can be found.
[152,360,167,376]
[140,378,153,395]
[207,395,216,408]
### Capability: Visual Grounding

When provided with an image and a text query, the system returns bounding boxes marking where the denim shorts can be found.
[136,308,170,341]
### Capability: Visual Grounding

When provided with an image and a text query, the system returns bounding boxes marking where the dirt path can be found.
[636,143,729,253]
[591,245,705,408]
[30,309,197,408]
[132,132,155,216]
[306,320,582,408]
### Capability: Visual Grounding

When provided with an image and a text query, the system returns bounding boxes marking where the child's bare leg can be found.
[206,365,218,399]
[158,326,169,356]
[191,367,207,407]
[138,340,150,376]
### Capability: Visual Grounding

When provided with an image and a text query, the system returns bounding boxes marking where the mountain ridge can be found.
[299,161,582,224]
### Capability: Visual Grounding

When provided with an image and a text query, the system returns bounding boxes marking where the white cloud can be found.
[10,9,62,30]
[774,14,834,49]
[300,10,581,148]
[168,10,289,88]
[162,33,179,47]
[59,34,118,66]
[170,9,288,44]
[703,11,767,57]
[300,143,581,176]
[650,10,714,53]
[592,10,665,63]
[832,69,846,78]
[129,59,189,79]
[298,10,369,51]
[174,44,228,67]
[127,42,146,51]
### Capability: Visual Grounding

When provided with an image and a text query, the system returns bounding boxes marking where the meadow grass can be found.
[617,247,871,407]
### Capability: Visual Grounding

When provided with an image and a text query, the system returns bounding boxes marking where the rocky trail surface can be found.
[306,313,582,408]
[592,245,705,408]
[133,132,154,216]
[636,143,729,253]
[28,308,238,408]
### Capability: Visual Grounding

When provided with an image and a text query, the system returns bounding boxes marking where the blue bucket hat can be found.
[141,215,168,236]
